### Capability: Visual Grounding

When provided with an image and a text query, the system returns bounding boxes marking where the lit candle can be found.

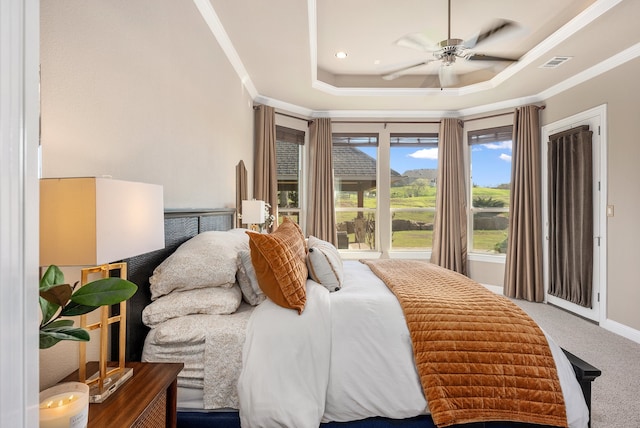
[39,382,89,428]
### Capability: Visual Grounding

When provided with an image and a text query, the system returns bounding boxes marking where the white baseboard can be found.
[481,283,504,295]
[601,318,640,344]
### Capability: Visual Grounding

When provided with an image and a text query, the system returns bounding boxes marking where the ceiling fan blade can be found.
[464,19,517,49]
[465,53,518,62]
[394,32,439,52]
[382,61,431,80]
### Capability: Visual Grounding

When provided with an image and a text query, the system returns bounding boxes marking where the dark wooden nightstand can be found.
[62,362,183,428]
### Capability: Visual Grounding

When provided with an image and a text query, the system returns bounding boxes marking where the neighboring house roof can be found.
[276,140,299,178]
[277,141,401,184]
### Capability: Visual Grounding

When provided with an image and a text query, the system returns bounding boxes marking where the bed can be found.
[122,209,601,428]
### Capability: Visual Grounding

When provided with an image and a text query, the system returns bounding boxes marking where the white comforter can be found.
[238,261,590,428]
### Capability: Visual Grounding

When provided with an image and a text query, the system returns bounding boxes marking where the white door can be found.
[541,105,607,323]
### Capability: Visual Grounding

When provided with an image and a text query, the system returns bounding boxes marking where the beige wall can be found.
[542,57,640,332]
[39,0,254,387]
[40,0,254,209]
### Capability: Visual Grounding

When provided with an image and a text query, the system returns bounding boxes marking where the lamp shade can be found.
[40,177,165,266]
[241,200,266,225]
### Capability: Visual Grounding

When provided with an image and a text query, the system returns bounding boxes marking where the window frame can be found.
[332,132,379,252]
[389,132,439,251]
[466,125,513,256]
[274,123,306,229]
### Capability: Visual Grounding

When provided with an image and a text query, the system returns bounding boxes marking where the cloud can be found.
[408,148,438,160]
[485,141,512,150]
[499,153,512,162]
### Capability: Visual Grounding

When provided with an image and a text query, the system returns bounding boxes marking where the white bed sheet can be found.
[238,260,590,428]
[142,303,254,408]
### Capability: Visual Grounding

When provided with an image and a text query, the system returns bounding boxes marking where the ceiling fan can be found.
[382,0,519,88]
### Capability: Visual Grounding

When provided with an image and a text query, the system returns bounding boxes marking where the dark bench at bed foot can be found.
[562,348,601,428]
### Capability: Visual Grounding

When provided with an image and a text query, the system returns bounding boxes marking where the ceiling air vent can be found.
[539,56,573,69]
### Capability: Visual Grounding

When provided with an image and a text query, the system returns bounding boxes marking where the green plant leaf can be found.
[39,283,72,307]
[60,301,99,317]
[39,296,60,327]
[39,326,90,349]
[40,265,65,290]
[44,319,75,329]
[39,334,62,349]
[70,278,137,307]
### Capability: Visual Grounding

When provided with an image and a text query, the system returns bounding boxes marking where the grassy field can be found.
[333,184,510,252]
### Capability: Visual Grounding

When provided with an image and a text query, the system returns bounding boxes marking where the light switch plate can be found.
[607,205,614,217]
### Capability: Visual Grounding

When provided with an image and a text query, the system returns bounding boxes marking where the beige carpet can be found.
[512,299,640,428]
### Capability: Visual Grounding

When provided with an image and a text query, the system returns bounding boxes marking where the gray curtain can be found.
[307,118,338,245]
[253,105,279,231]
[236,160,247,228]
[431,118,467,275]
[547,125,593,307]
[504,105,543,301]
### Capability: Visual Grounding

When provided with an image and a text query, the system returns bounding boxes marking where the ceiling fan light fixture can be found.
[381,0,519,87]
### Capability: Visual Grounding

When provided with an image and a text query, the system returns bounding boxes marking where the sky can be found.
[359,142,513,188]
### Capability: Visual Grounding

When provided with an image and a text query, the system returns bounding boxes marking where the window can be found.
[332,133,378,250]
[390,133,438,250]
[468,126,512,254]
[275,126,305,224]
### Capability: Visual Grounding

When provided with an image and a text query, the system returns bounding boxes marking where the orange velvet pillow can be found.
[247,217,308,313]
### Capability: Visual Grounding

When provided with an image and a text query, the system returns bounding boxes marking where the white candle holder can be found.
[39,382,89,428]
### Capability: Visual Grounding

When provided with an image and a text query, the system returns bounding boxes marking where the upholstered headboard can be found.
[115,209,236,362]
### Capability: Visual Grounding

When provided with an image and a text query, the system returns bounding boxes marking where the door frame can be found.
[541,104,607,323]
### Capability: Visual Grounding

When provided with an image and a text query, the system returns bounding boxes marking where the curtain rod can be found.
[253,105,311,124]
[327,106,545,126]
[275,111,311,124]
[256,105,545,126]
[331,120,440,125]
[463,105,545,123]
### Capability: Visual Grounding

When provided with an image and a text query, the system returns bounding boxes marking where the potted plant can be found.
[39,265,138,349]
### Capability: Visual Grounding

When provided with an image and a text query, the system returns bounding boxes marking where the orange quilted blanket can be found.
[362,259,567,428]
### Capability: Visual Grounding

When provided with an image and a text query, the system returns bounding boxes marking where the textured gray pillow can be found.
[306,236,343,292]
[236,250,266,305]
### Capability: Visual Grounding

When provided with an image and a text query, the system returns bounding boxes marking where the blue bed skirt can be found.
[177,410,557,428]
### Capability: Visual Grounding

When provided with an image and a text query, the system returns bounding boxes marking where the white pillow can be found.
[142,285,242,328]
[306,236,343,292]
[236,250,266,306]
[149,230,249,300]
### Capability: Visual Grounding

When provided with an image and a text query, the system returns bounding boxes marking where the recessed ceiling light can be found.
[374,59,381,65]
[335,51,348,59]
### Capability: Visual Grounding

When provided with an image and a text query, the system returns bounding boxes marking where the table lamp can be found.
[241,199,266,232]
[40,177,165,402]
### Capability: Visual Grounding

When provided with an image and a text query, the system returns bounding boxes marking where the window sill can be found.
[468,253,506,263]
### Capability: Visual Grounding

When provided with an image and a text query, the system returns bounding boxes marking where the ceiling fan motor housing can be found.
[436,39,464,65]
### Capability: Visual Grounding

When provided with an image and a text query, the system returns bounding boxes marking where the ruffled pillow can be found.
[247,218,308,314]
[149,230,249,300]
[307,236,343,292]
[142,285,242,328]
